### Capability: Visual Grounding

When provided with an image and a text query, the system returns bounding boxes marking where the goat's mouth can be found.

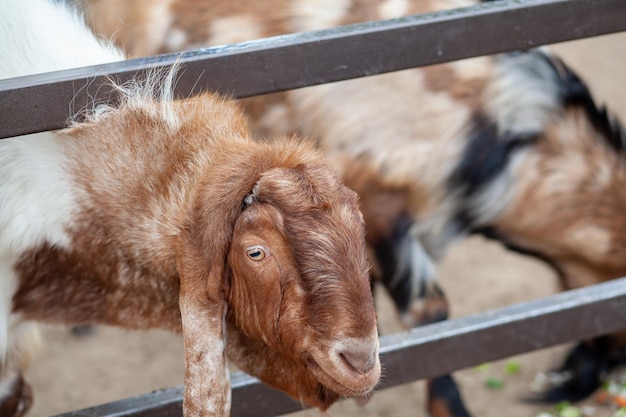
[303,342,381,398]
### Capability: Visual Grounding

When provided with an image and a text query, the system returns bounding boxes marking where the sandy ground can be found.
[24,31,626,417]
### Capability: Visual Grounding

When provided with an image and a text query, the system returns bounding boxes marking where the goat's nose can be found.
[340,342,378,374]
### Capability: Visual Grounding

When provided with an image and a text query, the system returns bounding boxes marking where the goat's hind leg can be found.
[373,217,448,328]
[374,222,472,416]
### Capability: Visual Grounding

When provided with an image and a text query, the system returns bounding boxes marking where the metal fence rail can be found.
[57,277,626,417]
[2,0,626,416]
[1,0,626,138]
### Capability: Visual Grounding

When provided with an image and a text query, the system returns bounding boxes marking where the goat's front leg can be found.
[180,296,230,416]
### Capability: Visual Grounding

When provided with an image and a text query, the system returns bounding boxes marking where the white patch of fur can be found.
[486,50,562,136]
[291,0,351,32]
[408,232,438,287]
[396,235,439,328]
[0,0,123,80]
[385,228,437,302]
[466,154,521,226]
[0,133,77,256]
[379,0,410,19]
[209,15,264,46]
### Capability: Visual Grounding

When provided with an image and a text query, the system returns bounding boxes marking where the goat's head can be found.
[225,159,380,407]
[479,50,626,289]
[74,83,380,412]
[179,135,380,410]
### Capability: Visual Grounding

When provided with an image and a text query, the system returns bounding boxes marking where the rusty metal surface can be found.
[2,0,626,138]
[55,277,626,417]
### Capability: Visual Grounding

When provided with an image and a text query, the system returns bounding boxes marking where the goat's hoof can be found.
[427,374,473,417]
[0,374,33,417]
[528,339,626,403]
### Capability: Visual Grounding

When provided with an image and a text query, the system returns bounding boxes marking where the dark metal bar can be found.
[56,277,626,417]
[379,278,626,389]
[2,0,626,138]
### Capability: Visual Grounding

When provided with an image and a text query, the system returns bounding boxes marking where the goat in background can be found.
[0,1,382,415]
[80,0,626,414]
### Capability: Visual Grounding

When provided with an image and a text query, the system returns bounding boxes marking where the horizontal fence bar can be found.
[2,0,626,138]
[56,276,626,417]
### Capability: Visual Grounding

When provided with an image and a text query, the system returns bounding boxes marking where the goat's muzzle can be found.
[304,334,381,398]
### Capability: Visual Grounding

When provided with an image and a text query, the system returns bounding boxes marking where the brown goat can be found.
[80,0,626,412]
[0,1,381,416]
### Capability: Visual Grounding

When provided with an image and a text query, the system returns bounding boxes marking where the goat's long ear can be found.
[177,228,232,416]
[177,241,231,416]
[180,274,230,417]
[176,144,264,416]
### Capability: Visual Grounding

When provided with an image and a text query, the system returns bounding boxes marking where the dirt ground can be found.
[25,32,626,417]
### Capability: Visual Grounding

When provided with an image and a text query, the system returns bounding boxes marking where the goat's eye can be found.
[246,246,268,261]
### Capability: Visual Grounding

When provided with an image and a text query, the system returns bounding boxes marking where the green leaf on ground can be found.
[504,360,521,375]
[485,377,504,390]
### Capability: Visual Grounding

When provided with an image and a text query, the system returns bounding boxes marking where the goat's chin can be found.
[296,382,340,411]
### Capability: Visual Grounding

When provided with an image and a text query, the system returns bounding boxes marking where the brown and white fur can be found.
[0,1,381,416]
[80,0,626,411]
